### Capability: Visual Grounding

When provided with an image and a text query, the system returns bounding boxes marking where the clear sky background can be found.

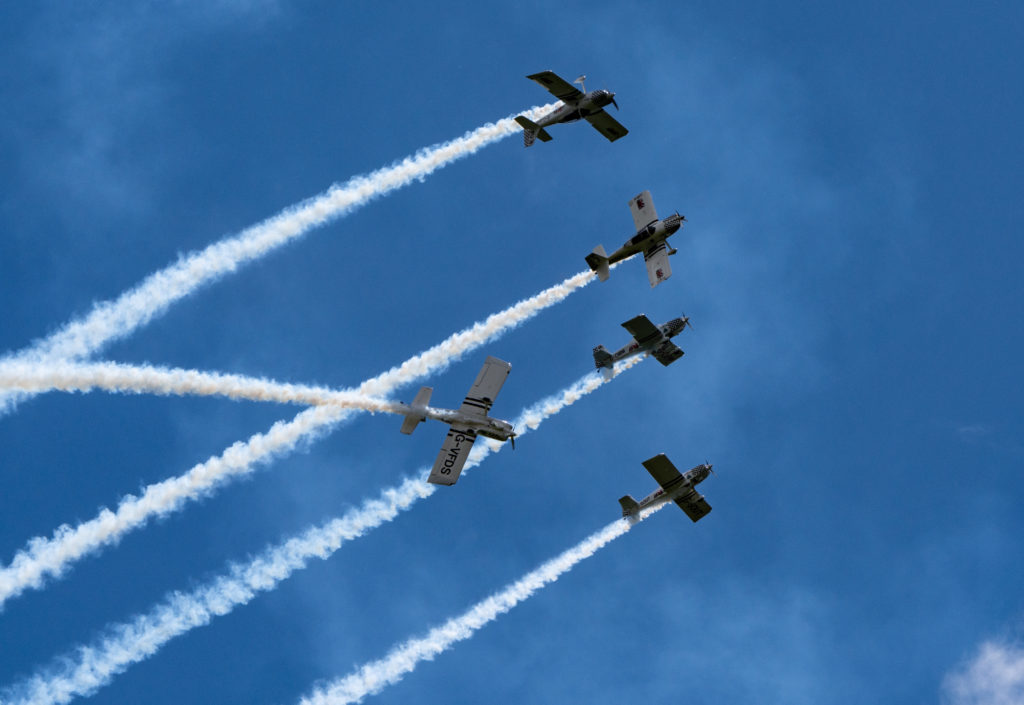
[2,2,1023,704]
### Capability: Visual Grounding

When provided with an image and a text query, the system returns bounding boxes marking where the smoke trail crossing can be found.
[0,359,455,421]
[0,270,595,609]
[299,502,667,705]
[0,362,639,705]
[0,103,558,415]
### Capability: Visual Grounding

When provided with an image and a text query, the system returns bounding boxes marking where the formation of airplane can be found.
[515,71,628,147]
[593,313,692,376]
[585,190,686,288]
[619,454,714,523]
[399,356,515,486]
[394,71,717,527]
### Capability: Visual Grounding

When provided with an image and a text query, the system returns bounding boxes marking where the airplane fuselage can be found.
[395,403,515,442]
[454,413,515,442]
[632,463,711,513]
[536,90,617,128]
[607,213,685,264]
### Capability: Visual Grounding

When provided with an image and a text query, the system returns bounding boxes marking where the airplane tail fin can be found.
[593,345,614,376]
[618,495,640,518]
[399,386,432,435]
[514,116,552,147]
[585,245,610,282]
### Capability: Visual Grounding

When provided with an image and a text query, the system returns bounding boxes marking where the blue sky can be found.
[1,2,1023,703]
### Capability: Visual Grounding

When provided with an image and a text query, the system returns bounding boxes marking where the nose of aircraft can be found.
[610,92,619,110]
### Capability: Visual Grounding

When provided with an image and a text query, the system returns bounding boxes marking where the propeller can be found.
[681,314,694,332]
[509,427,517,450]
[610,92,619,111]
[706,460,715,476]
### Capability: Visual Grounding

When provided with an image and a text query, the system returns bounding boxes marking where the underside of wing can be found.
[628,190,658,231]
[457,356,511,417]
[621,314,661,346]
[675,488,712,523]
[643,243,672,287]
[584,110,629,143]
[651,340,684,366]
[526,71,583,102]
[427,426,478,485]
[641,453,685,492]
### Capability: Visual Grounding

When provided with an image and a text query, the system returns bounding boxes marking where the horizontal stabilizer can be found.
[585,245,610,282]
[514,116,552,147]
[618,495,640,517]
[514,115,538,130]
[399,386,432,435]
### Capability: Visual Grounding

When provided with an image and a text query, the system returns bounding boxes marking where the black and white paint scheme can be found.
[399,356,515,486]
[586,190,686,288]
[514,71,627,147]
[619,454,714,523]
[593,313,692,377]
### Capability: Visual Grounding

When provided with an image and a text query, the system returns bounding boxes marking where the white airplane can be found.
[619,454,714,523]
[399,356,515,486]
[514,71,628,147]
[585,190,686,288]
[593,313,692,376]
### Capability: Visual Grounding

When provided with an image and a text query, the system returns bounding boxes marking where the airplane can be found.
[593,313,692,376]
[399,356,515,486]
[619,454,714,523]
[514,71,628,147]
[585,190,686,288]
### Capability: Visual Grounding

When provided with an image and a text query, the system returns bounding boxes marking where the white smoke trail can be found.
[0,359,456,422]
[0,361,639,705]
[0,102,558,415]
[0,269,595,609]
[299,503,667,705]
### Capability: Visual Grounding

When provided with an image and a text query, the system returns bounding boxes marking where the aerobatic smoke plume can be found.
[0,103,558,416]
[0,360,396,410]
[299,503,667,705]
[0,269,596,609]
[0,360,459,423]
[0,362,639,705]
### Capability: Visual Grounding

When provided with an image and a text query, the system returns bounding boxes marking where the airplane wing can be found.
[641,453,686,491]
[584,110,629,143]
[526,71,583,102]
[674,488,713,523]
[457,356,511,418]
[427,425,478,485]
[628,190,658,230]
[651,340,684,366]
[621,314,662,347]
[643,241,672,287]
